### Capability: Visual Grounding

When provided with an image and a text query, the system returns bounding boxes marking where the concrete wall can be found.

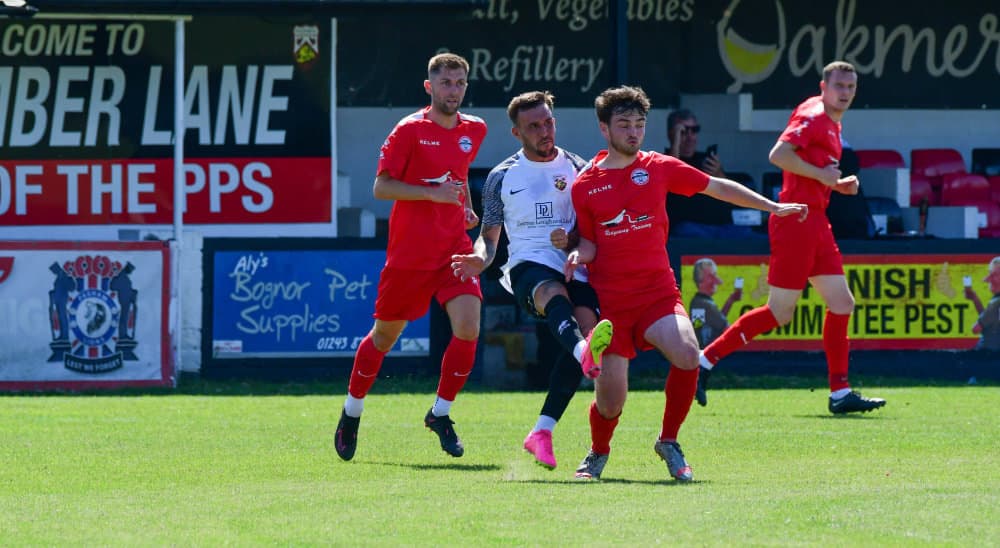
[336,96,1000,211]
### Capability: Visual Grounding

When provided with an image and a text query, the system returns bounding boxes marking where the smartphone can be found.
[963,275,973,287]
[734,276,744,289]
[706,144,718,157]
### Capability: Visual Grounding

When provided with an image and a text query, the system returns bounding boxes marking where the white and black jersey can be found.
[482,147,589,292]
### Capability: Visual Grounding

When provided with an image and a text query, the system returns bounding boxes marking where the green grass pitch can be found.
[2,376,997,545]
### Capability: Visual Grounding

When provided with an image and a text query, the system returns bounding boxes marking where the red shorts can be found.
[601,292,687,360]
[374,265,483,322]
[768,211,844,290]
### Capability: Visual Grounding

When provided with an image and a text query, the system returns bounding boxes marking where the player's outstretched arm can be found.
[451,223,502,282]
[700,177,808,222]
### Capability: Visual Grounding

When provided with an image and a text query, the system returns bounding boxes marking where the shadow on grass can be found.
[790,413,893,420]
[507,477,703,486]
[369,461,502,472]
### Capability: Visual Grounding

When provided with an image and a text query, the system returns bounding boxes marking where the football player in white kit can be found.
[451,91,613,469]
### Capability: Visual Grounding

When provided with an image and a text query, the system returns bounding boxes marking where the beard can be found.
[433,97,460,116]
[526,142,557,160]
[610,139,641,156]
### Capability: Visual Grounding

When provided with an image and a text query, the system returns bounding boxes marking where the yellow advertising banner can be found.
[679,253,996,351]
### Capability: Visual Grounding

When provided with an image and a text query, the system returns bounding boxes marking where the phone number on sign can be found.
[315,336,365,351]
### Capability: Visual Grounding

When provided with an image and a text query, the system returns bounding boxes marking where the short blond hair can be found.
[823,61,856,81]
[428,53,469,77]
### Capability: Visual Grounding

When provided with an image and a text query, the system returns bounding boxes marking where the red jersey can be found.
[572,150,709,306]
[377,107,487,270]
[777,95,842,210]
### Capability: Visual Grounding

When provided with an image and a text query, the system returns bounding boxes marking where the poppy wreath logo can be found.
[48,256,139,373]
[717,0,787,93]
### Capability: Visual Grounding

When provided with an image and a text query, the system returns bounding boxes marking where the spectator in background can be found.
[665,109,761,238]
[964,256,1000,350]
[688,258,742,406]
[334,53,487,462]
[666,108,726,177]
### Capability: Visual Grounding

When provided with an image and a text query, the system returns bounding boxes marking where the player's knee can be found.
[828,295,855,315]
[596,399,624,419]
[770,306,795,326]
[451,321,480,341]
[535,283,569,311]
[671,345,700,370]
[596,383,626,417]
[370,330,399,352]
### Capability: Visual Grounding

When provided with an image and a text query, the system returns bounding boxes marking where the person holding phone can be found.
[666,109,726,177]
[963,257,1000,351]
[688,258,742,406]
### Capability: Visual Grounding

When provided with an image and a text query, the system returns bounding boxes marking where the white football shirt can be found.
[481,147,588,292]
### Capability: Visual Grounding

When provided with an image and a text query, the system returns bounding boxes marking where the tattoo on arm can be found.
[483,238,497,267]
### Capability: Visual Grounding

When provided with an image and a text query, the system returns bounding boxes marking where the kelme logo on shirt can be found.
[458,136,473,153]
[630,168,650,185]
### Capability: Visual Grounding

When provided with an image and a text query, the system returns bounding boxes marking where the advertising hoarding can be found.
[0,241,173,390]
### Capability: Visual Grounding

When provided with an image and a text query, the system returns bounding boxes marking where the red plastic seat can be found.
[940,173,992,206]
[856,149,905,169]
[911,148,967,180]
[988,175,1000,203]
[908,173,936,206]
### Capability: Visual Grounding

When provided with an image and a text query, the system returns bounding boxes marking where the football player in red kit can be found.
[335,53,487,461]
[697,61,887,415]
[566,85,807,481]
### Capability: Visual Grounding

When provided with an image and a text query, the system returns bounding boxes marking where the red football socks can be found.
[589,400,620,455]
[658,365,698,442]
[347,334,386,398]
[824,311,851,391]
[703,305,779,365]
[437,336,477,401]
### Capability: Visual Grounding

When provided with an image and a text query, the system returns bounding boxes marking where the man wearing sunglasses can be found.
[665,109,726,178]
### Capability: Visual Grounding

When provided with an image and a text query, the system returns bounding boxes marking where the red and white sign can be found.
[0,157,330,225]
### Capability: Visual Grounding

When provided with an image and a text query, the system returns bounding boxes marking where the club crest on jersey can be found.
[553,174,568,191]
[458,136,474,153]
[630,168,650,185]
[691,307,706,329]
[48,256,140,374]
[293,25,319,68]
